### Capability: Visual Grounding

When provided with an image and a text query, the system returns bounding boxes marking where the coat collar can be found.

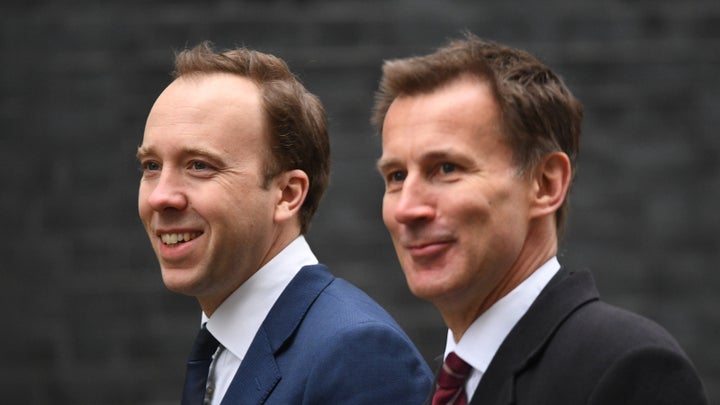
[469,267,600,404]
[220,264,334,404]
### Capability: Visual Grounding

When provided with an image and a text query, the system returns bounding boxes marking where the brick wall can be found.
[2,0,718,403]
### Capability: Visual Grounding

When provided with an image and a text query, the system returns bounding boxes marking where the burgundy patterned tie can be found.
[432,352,472,405]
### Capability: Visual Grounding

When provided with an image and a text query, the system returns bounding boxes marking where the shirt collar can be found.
[445,256,561,374]
[202,235,318,360]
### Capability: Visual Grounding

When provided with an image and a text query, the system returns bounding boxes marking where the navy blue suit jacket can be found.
[219,264,433,404]
[461,267,708,404]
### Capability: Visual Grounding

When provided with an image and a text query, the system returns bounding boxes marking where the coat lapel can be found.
[422,355,444,405]
[221,329,281,404]
[469,268,600,404]
[220,264,334,404]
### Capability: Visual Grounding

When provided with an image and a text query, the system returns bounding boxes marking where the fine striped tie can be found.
[432,352,472,405]
[181,325,219,405]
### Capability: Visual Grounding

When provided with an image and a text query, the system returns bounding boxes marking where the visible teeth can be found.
[161,232,201,245]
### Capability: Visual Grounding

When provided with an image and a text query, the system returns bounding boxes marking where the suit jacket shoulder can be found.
[222,264,433,404]
[471,267,707,405]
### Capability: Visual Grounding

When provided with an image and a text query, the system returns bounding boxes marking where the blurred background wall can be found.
[1,0,718,403]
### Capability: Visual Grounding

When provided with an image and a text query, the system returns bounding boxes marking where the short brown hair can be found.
[173,42,329,233]
[372,33,583,234]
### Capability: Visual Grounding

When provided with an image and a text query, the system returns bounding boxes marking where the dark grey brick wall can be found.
[2,1,718,403]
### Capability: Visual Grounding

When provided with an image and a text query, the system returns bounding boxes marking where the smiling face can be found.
[378,76,539,325]
[138,73,284,314]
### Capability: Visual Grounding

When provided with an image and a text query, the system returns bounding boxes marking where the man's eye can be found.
[142,161,160,171]
[440,163,456,173]
[191,161,209,170]
[389,171,407,182]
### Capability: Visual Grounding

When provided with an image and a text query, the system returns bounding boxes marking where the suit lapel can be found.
[221,329,280,404]
[469,268,600,404]
[221,264,334,404]
[422,355,444,405]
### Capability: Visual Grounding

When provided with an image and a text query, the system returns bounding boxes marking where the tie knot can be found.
[445,352,471,374]
[438,352,471,387]
[433,352,472,405]
[189,325,220,362]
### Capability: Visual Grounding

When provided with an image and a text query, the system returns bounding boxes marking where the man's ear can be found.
[274,169,309,224]
[529,152,571,219]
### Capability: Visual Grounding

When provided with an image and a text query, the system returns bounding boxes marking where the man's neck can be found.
[441,223,558,342]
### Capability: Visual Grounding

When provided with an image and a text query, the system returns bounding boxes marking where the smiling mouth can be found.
[160,232,203,246]
[403,239,454,258]
[406,239,451,249]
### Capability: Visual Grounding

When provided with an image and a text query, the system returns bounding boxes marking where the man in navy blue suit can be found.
[137,42,432,404]
[373,33,707,404]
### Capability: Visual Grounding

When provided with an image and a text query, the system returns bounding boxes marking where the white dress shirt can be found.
[443,256,561,401]
[200,235,318,405]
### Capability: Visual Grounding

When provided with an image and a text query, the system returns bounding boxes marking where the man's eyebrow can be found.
[182,147,225,163]
[136,145,153,160]
[376,157,400,173]
[421,149,463,161]
[377,149,467,172]
[136,145,227,166]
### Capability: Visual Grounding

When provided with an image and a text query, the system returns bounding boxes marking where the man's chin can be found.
[161,268,202,296]
[406,264,463,301]
[405,275,447,302]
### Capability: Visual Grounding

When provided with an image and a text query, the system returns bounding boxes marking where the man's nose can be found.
[392,174,436,224]
[145,169,188,212]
